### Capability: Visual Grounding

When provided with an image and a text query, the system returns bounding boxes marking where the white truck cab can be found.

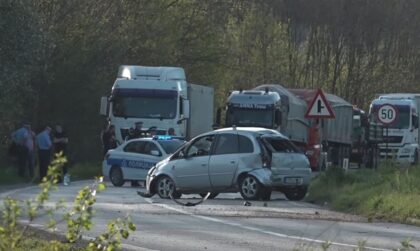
[100,65,213,143]
[369,93,420,165]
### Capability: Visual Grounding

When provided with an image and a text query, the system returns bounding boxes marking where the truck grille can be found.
[382,136,403,143]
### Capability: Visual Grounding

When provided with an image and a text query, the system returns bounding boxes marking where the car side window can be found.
[213,133,238,155]
[143,142,162,156]
[186,135,215,157]
[123,141,145,154]
[238,135,254,153]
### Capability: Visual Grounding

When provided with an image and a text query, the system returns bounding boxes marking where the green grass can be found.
[306,164,420,223]
[0,164,30,185]
[0,160,102,186]
[69,161,102,180]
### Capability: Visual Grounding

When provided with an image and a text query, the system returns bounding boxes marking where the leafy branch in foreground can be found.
[0,153,136,250]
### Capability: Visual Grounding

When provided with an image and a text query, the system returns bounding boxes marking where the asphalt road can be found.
[1,180,420,251]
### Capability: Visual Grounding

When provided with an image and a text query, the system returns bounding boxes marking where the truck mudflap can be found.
[247,168,272,187]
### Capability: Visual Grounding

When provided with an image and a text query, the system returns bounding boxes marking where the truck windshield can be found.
[111,89,177,119]
[226,108,274,128]
[370,104,410,129]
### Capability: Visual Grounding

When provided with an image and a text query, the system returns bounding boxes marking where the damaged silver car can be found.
[144,127,311,201]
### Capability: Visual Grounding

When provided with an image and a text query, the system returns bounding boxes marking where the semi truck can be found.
[100,65,214,143]
[369,93,420,165]
[288,89,354,168]
[224,84,355,170]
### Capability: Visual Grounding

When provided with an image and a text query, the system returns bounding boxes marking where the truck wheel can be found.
[199,193,219,199]
[110,166,125,187]
[239,175,261,200]
[156,176,181,199]
[260,187,272,201]
[284,187,307,201]
[413,151,419,166]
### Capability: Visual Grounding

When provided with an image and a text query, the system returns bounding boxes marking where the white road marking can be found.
[144,198,391,251]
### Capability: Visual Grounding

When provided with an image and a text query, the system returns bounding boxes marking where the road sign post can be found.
[305,89,335,171]
[377,104,398,166]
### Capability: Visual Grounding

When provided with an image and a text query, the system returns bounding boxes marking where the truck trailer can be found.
[100,65,214,143]
[288,89,354,168]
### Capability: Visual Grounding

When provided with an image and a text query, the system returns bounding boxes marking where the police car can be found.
[102,136,185,187]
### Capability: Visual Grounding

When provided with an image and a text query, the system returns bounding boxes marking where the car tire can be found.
[284,186,307,201]
[412,151,419,166]
[239,175,261,201]
[199,192,219,199]
[155,176,181,199]
[110,166,125,187]
[260,187,272,201]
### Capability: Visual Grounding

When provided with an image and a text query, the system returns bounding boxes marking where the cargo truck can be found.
[100,65,214,143]
[289,89,354,168]
[369,93,420,165]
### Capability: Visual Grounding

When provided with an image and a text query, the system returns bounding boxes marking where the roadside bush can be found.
[0,154,136,250]
[307,164,420,223]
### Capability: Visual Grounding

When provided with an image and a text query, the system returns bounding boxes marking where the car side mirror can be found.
[150,150,161,156]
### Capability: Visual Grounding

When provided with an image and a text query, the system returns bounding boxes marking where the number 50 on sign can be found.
[377,104,398,125]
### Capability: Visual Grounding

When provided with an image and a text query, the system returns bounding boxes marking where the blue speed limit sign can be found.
[377,104,398,125]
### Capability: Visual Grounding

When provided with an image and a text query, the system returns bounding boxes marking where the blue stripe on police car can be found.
[107,158,156,170]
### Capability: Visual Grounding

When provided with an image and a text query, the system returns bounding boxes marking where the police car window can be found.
[186,135,214,157]
[238,135,254,153]
[123,141,145,154]
[214,134,238,155]
[159,140,184,154]
[143,142,162,156]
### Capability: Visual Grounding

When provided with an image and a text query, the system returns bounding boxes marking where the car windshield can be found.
[226,107,274,128]
[158,140,185,154]
[264,137,301,153]
[370,104,410,129]
[112,89,177,119]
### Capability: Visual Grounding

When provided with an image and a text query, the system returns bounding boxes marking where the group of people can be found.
[11,123,69,185]
[100,121,177,155]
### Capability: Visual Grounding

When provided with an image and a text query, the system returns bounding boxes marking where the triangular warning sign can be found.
[305,89,335,119]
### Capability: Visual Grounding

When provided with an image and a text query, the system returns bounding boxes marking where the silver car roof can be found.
[205,127,288,139]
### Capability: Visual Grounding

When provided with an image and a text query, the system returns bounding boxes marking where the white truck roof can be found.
[117,65,186,81]
[377,93,420,100]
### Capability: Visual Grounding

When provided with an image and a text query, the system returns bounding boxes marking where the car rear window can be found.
[158,140,185,154]
[264,138,300,153]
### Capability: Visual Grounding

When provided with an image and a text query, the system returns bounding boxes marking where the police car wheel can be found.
[110,166,125,187]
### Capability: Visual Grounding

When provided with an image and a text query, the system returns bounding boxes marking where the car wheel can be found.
[110,166,125,187]
[199,192,219,199]
[239,175,261,200]
[156,176,181,199]
[284,187,307,201]
[260,187,272,201]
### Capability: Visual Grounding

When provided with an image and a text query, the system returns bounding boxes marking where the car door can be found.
[122,141,162,180]
[172,134,214,191]
[208,133,240,189]
[121,141,147,180]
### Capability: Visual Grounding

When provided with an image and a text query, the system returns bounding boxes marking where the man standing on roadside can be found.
[36,126,52,181]
[53,124,69,185]
[12,122,33,177]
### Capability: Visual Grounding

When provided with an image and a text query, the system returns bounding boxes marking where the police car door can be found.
[123,141,160,181]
